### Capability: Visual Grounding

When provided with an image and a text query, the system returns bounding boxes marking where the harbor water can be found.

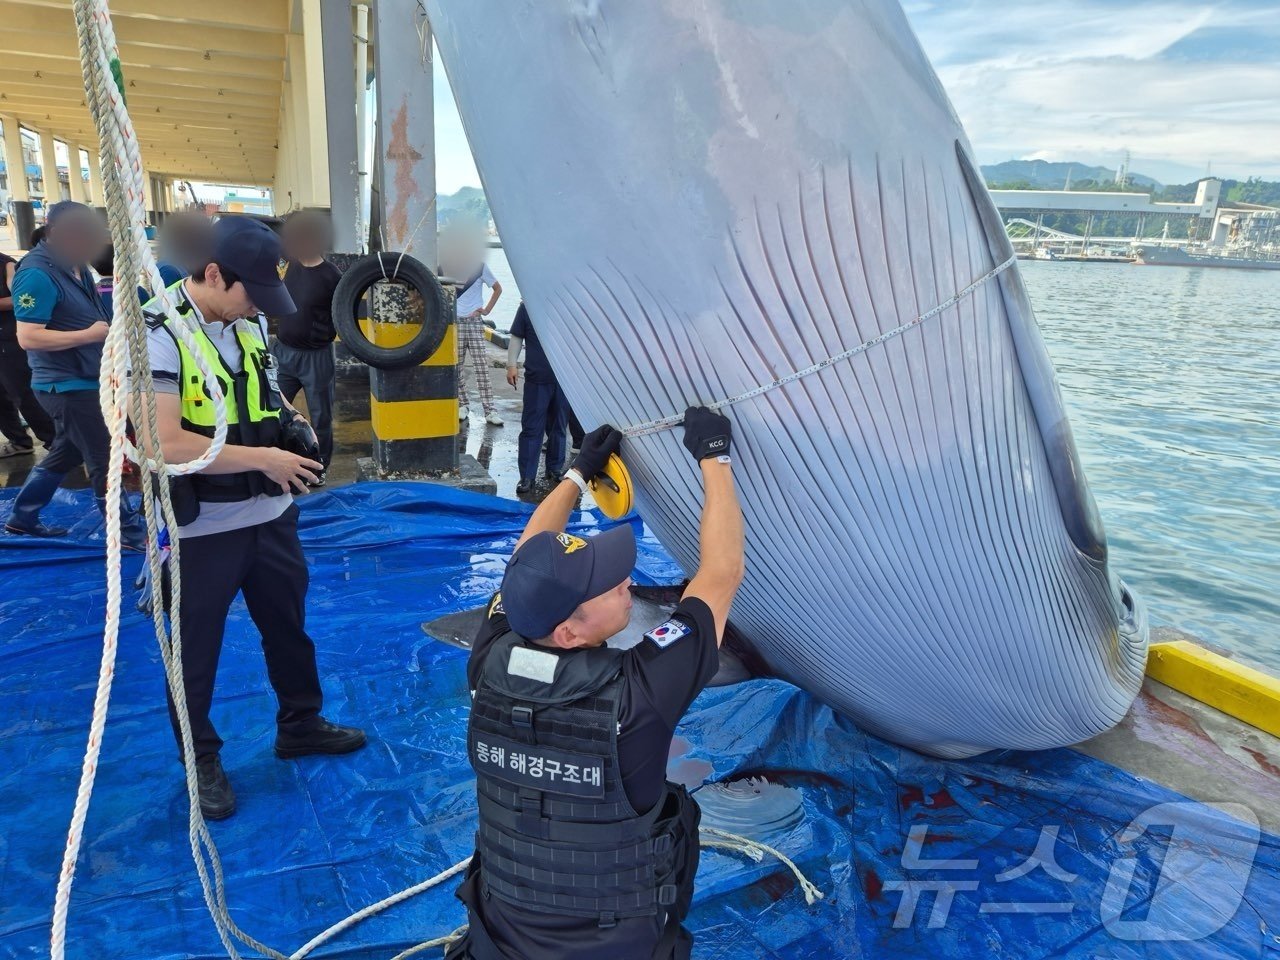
[486,251,1280,672]
[1025,261,1280,672]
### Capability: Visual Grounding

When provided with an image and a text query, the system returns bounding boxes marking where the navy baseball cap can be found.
[213,216,295,317]
[46,200,93,228]
[501,527,637,638]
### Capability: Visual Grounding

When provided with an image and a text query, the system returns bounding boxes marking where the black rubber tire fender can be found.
[331,252,450,369]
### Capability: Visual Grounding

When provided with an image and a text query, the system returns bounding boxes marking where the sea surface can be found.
[1023,261,1280,672]
[487,250,1280,672]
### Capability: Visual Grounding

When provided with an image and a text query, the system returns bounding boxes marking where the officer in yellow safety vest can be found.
[138,216,366,820]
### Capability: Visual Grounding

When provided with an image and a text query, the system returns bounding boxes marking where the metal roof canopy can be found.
[0,0,291,186]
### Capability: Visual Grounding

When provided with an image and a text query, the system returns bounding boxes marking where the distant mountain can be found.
[982,160,1161,190]
[437,186,490,224]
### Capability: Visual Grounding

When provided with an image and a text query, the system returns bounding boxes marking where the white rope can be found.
[388,926,469,960]
[56,4,461,959]
[621,254,1018,438]
[376,197,437,281]
[700,828,825,906]
[395,198,437,279]
[290,858,471,960]
[58,7,825,959]
[329,827,828,958]
[54,7,237,960]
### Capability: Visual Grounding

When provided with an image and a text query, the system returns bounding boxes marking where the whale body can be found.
[428,0,1149,757]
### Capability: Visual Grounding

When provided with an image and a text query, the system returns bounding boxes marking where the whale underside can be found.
[427,0,1149,757]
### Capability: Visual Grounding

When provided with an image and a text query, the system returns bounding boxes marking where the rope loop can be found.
[621,255,1017,438]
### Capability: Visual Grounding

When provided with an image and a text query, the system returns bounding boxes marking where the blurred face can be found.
[49,211,110,267]
[198,263,257,321]
[283,212,332,261]
[157,213,214,275]
[552,577,634,649]
[437,219,487,281]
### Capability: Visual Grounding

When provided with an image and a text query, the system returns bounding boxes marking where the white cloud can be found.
[905,0,1280,180]
[430,3,1280,189]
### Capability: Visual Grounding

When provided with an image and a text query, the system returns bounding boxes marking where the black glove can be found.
[571,425,622,480]
[682,406,731,461]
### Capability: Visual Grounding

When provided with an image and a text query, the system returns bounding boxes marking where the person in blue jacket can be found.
[4,201,144,549]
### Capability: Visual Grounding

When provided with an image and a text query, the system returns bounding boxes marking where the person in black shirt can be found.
[0,250,56,457]
[270,210,343,481]
[448,408,745,960]
[506,301,569,493]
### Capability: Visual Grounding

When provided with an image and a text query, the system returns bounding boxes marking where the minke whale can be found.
[427,0,1149,757]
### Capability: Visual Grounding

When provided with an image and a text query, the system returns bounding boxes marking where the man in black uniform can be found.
[0,250,53,456]
[448,406,745,960]
[506,301,569,493]
[271,210,343,483]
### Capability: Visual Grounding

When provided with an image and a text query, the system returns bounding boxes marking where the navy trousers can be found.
[6,389,142,538]
[0,341,55,448]
[271,341,336,468]
[165,504,324,759]
[518,380,567,482]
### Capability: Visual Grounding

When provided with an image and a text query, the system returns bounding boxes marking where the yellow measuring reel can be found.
[589,453,634,519]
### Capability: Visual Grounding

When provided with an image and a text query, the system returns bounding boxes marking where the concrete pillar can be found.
[275,83,297,214]
[66,144,88,203]
[321,0,361,253]
[37,130,60,207]
[1,116,30,202]
[2,116,35,248]
[141,173,155,221]
[374,4,435,265]
[302,0,331,206]
[354,3,370,248]
[87,145,105,206]
[286,35,317,208]
[361,0,465,481]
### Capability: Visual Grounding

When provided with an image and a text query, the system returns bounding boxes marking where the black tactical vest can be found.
[468,632,689,927]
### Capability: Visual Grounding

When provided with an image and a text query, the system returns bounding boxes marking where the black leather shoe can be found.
[274,718,367,759]
[515,479,534,495]
[5,521,69,538]
[195,755,236,820]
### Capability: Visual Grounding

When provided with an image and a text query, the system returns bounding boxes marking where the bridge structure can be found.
[991,180,1237,253]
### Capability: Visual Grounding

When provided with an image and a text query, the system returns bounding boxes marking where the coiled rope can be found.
[620,254,1017,437]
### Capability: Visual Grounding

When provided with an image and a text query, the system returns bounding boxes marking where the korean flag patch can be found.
[644,619,691,649]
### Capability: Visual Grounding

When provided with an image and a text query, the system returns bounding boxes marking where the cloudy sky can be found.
[431,1,1280,193]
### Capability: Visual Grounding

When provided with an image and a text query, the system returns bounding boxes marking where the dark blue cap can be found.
[45,200,93,228]
[501,526,637,638]
[212,216,295,317]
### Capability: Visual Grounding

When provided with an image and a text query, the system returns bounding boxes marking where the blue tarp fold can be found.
[1,483,1275,958]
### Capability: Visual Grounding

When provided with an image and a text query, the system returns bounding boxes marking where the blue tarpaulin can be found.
[1,483,1277,958]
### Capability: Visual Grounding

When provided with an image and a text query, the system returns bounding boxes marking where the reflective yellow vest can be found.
[143,282,284,505]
